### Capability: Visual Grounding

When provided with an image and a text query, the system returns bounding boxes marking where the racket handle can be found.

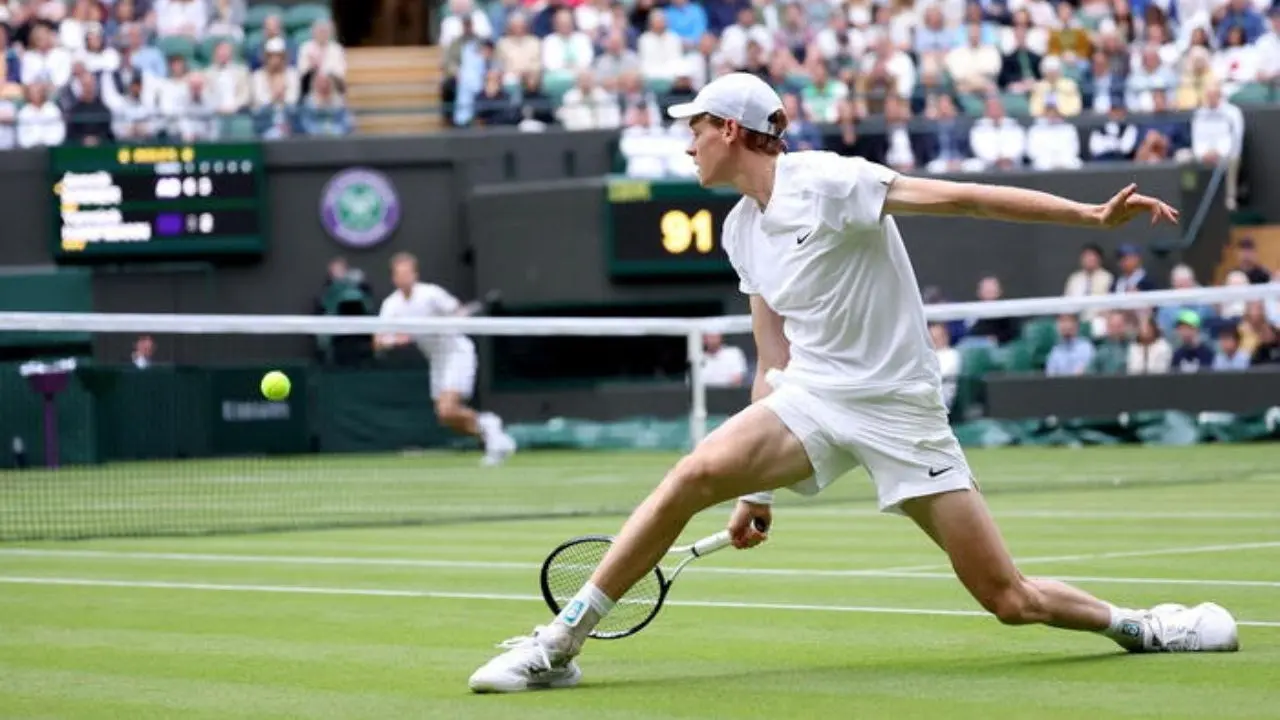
[690,518,770,557]
[690,530,734,557]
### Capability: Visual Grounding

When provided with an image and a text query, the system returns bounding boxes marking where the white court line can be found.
[785,508,1280,520]
[1,575,1277,628]
[876,540,1280,573]
[4,547,1280,588]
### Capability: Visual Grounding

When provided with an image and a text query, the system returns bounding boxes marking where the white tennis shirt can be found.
[377,282,475,361]
[722,151,941,400]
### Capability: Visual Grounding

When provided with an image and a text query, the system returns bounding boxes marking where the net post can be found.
[687,328,707,447]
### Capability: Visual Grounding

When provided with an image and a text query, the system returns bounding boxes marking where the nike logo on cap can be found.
[928,466,954,478]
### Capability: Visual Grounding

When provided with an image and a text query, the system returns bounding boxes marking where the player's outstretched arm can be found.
[883,175,1179,229]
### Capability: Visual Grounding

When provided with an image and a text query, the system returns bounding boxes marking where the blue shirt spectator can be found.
[949,3,999,48]
[452,37,488,126]
[780,93,823,150]
[299,76,353,136]
[703,0,749,35]
[1112,244,1158,292]
[1155,264,1216,336]
[1216,0,1266,45]
[915,6,955,55]
[1212,326,1252,371]
[1045,315,1096,376]
[130,45,167,80]
[665,0,709,45]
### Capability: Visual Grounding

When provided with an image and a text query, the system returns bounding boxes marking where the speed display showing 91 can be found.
[51,144,267,261]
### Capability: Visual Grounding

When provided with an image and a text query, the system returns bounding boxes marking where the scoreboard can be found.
[50,143,269,262]
[603,176,737,280]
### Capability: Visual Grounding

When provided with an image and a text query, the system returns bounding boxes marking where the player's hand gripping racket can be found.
[539,517,769,640]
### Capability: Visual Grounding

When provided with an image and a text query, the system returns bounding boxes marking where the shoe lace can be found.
[1148,611,1202,651]
[494,627,553,671]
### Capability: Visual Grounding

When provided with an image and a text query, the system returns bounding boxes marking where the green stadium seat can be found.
[1021,317,1059,362]
[785,72,813,91]
[290,27,313,48]
[541,71,576,101]
[957,93,985,117]
[959,345,996,377]
[644,77,673,95]
[200,35,243,64]
[244,4,285,32]
[1000,92,1031,117]
[156,35,197,62]
[221,113,257,140]
[284,3,332,33]
[1229,82,1273,106]
[243,29,265,58]
[1000,339,1038,372]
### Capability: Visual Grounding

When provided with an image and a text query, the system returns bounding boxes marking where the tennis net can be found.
[0,282,1277,541]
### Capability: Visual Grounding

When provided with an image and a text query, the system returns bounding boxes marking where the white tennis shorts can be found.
[759,375,975,514]
[429,339,478,400]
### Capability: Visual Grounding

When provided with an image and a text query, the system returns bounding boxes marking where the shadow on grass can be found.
[556,650,1131,693]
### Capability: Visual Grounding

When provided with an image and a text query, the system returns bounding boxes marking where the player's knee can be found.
[435,400,463,425]
[663,452,734,507]
[979,581,1041,626]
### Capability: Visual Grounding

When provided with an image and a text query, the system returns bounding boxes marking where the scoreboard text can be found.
[51,143,269,262]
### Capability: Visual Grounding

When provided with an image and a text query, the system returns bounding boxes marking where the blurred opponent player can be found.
[375,252,516,466]
[469,73,1238,692]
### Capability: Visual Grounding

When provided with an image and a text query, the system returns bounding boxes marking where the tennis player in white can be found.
[375,252,516,466]
[468,73,1238,692]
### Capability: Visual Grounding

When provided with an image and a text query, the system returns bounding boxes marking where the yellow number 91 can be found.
[660,209,714,255]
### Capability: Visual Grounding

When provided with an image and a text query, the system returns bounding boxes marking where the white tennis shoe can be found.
[1129,602,1240,653]
[468,626,581,693]
[478,413,517,467]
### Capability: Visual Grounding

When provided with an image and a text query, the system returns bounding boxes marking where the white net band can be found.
[0,284,1275,336]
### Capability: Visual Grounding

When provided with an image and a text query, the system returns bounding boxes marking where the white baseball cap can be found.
[667,72,785,137]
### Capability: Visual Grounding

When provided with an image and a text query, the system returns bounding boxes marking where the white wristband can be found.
[739,491,774,506]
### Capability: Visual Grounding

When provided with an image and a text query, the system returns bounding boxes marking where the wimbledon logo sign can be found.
[320,167,401,248]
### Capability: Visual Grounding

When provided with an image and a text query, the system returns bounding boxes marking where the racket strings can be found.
[543,539,663,638]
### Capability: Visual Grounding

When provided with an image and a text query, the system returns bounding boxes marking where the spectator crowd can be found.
[440,0,1275,187]
[926,236,1280,412]
[0,0,350,148]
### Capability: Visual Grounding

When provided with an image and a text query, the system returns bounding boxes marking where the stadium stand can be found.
[0,0,1274,384]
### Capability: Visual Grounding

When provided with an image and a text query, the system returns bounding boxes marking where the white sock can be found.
[551,583,615,645]
[1102,604,1146,646]
[477,412,499,443]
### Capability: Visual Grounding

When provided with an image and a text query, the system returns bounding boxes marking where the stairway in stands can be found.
[345,46,444,135]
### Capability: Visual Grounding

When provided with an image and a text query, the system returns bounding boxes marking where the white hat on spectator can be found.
[667,72,784,137]
[265,37,287,54]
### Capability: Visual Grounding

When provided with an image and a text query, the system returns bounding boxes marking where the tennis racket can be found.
[539,517,769,640]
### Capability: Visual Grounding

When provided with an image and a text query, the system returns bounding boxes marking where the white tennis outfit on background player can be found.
[467,72,1237,693]
[377,282,516,466]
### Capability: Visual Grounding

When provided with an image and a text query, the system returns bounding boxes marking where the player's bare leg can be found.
[584,403,810,601]
[434,391,480,437]
[468,404,811,692]
[436,391,515,466]
[901,487,1239,652]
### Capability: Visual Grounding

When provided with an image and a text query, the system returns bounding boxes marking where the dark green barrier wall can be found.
[0,363,448,468]
[2,361,1276,468]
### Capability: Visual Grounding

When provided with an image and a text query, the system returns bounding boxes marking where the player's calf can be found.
[971,576,1049,626]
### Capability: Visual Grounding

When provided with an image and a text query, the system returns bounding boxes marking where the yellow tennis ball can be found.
[260,371,291,401]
